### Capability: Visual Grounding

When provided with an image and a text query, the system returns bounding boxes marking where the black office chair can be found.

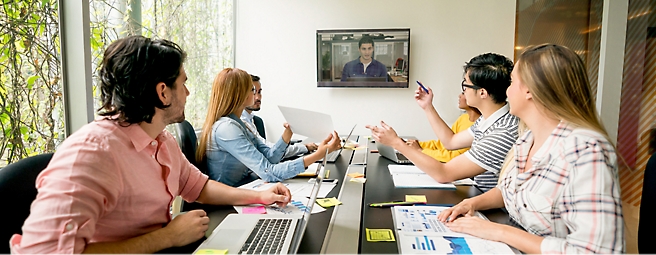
[253,115,266,139]
[175,120,203,170]
[0,153,53,254]
[639,152,656,253]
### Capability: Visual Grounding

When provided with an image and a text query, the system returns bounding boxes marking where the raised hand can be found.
[414,85,434,110]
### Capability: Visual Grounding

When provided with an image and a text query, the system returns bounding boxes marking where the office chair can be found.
[175,120,200,167]
[639,152,656,253]
[253,115,266,139]
[0,153,53,254]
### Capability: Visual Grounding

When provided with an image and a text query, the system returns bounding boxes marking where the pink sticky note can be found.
[243,206,267,214]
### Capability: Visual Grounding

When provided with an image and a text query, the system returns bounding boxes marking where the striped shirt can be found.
[498,122,624,253]
[464,104,519,191]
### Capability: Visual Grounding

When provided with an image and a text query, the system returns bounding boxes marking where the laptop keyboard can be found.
[397,153,409,161]
[239,218,292,254]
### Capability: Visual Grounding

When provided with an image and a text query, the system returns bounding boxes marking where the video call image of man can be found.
[341,36,388,82]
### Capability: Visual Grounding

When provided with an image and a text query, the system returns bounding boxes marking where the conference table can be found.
[188,136,515,254]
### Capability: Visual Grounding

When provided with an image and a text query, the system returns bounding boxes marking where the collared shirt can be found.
[498,122,624,253]
[340,58,388,81]
[464,104,519,191]
[419,113,475,162]
[10,119,209,254]
[240,110,308,159]
[205,114,305,187]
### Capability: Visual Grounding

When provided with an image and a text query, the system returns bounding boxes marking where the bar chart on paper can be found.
[398,233,513,254]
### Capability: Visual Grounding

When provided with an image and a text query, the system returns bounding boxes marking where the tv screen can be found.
[317,28,410,88]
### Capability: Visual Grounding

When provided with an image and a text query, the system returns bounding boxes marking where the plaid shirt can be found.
[498,122,624,253]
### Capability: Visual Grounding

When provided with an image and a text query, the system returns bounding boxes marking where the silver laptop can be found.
[377,143,413,164]
[194,150,329,254]
[320,124,356,163]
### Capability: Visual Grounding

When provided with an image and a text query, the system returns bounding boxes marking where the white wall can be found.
[235,0,516,141]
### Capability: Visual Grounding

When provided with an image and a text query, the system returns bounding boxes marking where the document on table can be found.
[237,179,336,198]
[388,165,477,189]
[391,206,514,254]
[234,196,326,215]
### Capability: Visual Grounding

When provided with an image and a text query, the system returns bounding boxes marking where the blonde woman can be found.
[437,44,623,253]
[197,68,341,187]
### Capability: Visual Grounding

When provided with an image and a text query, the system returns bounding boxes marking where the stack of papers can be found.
[388,165,477,189]
[233,179,336,215]
[391,206,514,254]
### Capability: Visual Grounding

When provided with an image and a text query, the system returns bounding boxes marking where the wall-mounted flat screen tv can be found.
[317,28,410,88]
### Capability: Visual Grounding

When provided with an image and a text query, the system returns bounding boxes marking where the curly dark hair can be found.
[464,53,514,104]
[97,35,187,124]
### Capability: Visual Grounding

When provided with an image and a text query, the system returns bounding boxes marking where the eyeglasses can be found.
[461,79,482,92]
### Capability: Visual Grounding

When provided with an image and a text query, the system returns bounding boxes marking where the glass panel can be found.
[89,0,234,130]
[0,0,65,166]
[515,0,603,96]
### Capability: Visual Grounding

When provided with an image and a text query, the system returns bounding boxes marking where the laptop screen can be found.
[288,149,329,253]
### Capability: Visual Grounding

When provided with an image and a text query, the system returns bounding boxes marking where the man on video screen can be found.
[341,36,388,81]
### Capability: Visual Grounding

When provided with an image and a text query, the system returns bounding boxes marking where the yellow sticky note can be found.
[405,195,427,203]
[347,172,365,178]
[316,197,342,208]
[325,169,330,178]
[366,228,396,242]
[195,249,228,254]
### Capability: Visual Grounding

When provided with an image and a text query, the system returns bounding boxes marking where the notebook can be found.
[194,150,329,254]
[377,143,412,164]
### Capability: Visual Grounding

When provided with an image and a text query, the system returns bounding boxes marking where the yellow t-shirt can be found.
[418,113,475,162]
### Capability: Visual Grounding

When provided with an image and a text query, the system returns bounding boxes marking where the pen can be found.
[416,80,429,93]
[368,201,426,207]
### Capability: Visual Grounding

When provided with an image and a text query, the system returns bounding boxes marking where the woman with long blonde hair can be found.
[437,44,624,253]
[197,68,341,186]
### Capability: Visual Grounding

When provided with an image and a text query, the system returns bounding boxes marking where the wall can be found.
[235,0,516,141]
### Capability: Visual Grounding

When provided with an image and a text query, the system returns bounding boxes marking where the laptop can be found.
[194,150,329,254]
[377,143,413,164]
[320,124,356,163]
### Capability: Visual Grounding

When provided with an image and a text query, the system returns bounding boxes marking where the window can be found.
[89,0,234,129]
[1,0,65,166]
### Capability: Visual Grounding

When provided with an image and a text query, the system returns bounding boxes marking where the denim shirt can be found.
[205,114,305,186]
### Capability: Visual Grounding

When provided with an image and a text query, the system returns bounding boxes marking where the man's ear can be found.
[479,88,488,99]
[155,82,172,106]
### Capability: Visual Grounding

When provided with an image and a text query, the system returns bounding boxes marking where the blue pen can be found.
[416,80,429,93]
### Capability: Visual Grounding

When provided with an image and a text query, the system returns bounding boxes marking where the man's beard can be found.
[246,100,261,111]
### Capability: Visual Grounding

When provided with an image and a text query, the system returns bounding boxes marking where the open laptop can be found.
[377,143,413,164]
[320,124,356,163]
[194,150,329,254]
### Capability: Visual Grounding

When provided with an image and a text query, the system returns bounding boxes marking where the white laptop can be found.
[377,143,413,164]
[194,150,329,254]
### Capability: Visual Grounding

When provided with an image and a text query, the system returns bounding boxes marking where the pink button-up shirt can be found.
[10,119,209,253]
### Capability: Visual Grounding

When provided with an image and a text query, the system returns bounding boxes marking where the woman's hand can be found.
[414,86,434,110]
[282,123,293,144]
[445,215,505,242]
[317,131,341,154]
[437,198,476,223]
[365,121,404,147]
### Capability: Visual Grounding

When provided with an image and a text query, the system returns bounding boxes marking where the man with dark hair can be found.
[340,36,388,81]
[367,52,518,191]
[10,35,291,254]
[241,74,317,159]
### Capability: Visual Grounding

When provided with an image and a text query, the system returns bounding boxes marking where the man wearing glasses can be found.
[367,53,518,191]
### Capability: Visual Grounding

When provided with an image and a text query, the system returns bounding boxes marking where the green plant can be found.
[0,0,64,166]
